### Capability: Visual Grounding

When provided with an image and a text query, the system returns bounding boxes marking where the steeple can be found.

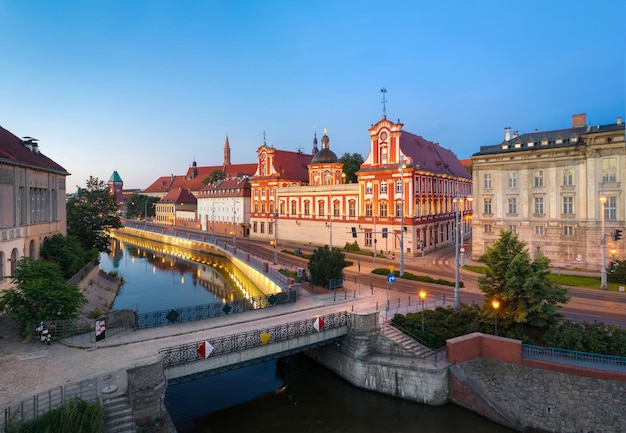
[312,130,319,155]
[223,136,231,165]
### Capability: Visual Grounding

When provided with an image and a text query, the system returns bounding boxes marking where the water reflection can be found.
[100,232,264,313]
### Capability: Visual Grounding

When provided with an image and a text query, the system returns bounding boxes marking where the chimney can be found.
[572,113,586,128]
[617,116,623,125]
[504,127,511,141]
[513,130,519,138]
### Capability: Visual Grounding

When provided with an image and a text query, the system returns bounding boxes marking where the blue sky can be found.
[1,1,624,190]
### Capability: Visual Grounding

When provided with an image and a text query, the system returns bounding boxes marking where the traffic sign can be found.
[460,247,466,253]
[387,274,396,284]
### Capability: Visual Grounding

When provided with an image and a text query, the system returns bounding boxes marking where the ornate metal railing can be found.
[137,290,295,329]
[159,310,351,368]
[522,344,626,372]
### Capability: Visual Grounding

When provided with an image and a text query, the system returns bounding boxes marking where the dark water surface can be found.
[103,236,515,433]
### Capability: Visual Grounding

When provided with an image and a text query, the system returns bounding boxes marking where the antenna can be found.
[263,130,266,145]
[380,87,387,118]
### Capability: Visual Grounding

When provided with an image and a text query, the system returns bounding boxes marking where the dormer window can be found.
[571,136,578,143]
[514,143,521,149]
[541,138,549,146]
[502,144,509,150]
[555,137,563,144]
[527,141,534,147]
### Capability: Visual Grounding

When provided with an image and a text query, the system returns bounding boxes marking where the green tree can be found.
[307,246,348,288]
[126,193,159,219]
[202,169,227,185]
[0,257,85,325]
[607,259,626,284]
[478,231,570,336]
[40,233,96,279]
[67,176,121,253]
[338,152,364,183]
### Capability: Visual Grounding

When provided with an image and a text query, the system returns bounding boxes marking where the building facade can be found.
[197,177,251,240]
[249,117,472,257]
[471,113,625,269]
[0,127,69,291]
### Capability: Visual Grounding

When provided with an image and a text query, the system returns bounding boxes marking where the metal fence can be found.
[159,310,351,368]
[522,344,626,372]
[2,378,98,432]
[137,290,295,329]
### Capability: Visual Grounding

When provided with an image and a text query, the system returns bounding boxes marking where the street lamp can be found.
[611,248,617,261]
[419,289,426,338]
[232,198,237,248]
[270,240,277,265]
[273,212,278,265]
[454,194,472,310]
[600,195,607,289]
[492,299,500,336]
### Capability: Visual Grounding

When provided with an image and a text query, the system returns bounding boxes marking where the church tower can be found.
[224,136,231,166]
[108,170,124,206]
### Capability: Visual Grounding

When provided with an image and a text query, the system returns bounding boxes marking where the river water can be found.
[100,236,515,433]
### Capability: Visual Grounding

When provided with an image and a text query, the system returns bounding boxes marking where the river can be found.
[100,236,515,433]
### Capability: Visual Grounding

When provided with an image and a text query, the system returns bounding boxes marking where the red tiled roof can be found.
[161,186,197,204]
[143,163,257,194]
[399,131,471,180]
[255,148,310,182]
[0,125,69,174]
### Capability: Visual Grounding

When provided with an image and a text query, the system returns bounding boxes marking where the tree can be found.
[67,176,121,253]
[40,233,96,279]
[478,231,570,335]
[338,153,364,183]
[126,193,159,220]
[307,246,348,288]
[202,169,227,185]
[607,259,626,284]
[0,257,85,325]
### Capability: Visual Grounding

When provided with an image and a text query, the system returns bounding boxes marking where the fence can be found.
[522,344,626,372]
[159,310,351,368]
[136,290,295,329]
[2,378,98,432]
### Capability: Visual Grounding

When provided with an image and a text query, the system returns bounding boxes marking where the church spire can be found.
[312,129,319,155]
[223,136,231,165]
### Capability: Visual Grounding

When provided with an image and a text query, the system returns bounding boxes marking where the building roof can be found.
[198,177,250,197]
[161,186,197,204]
[399,131,471,180]
[0,125,69,175]
[109,170,123,183]
[255,146,311,182]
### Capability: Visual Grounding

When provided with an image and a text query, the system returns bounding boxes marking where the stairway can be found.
[381,324,435,359]
[102,394,135,433]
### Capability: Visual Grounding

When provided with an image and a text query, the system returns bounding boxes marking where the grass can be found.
[462,264,625,291]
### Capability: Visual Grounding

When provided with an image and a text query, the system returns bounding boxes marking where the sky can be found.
[1,1,624,191]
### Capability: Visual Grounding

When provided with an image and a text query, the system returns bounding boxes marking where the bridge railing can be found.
[137,291,295,329]
[159,310,351,368]
[522,344,626,372]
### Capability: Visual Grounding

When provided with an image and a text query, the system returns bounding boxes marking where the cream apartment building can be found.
[471,113,625,270]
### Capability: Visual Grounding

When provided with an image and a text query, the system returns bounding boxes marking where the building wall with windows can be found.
[471,114,625,269]
[0,126,69,292]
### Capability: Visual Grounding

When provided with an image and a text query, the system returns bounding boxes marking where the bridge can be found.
[159,310,350,383]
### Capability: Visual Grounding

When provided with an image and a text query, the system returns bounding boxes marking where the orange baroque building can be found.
[249,116,472,258]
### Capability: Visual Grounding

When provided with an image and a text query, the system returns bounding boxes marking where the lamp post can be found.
[611,248,617,262]
[454,194,473,310]
[273,212,278,265]
[600,195,607,289]
[419,289,426,338]
[270,240,277,265]
[399,157,405,277]
[232,198,237,248]
[492,299,500,336]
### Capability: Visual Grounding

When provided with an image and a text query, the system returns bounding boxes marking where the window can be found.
[260,222,265,234]
[508,225,517,234]
[605,196,617,221]
[380,181,387,194]
[483,224,492,233]
[534,170,544,187]
[365,232,372,246]
[279,201,285,215]
[563,168,573,186]
[291,201,297,216]
[268,222,273,235]
[261,188,266,198]
[349,201,356,217]
[304,201,310,216]
[562,196,573,214]
[483,198,492,214]
[508,172,517,188]
[395,202,402,218]
[602,158,617,183]
[379,202,387,217]
[253,222,257,233]
[261,202,266,213]
[318,201,325,217]
[254,201,258,213]
[269,202,274,213]
[534,225,544,235]
[396,180,402,194]
[380,146,388,164]
[534,197,544,214]
[365,182,373,194]
[484,173,492,189]
[563,225,574,236]
[333,202,340,217]
[365,202,373,217]
[508,197,517,214]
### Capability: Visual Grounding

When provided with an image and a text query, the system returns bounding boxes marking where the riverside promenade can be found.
[0,262,427,411]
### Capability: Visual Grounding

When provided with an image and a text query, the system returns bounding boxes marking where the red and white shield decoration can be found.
[196,340,214,359]
[313,316,324,332]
